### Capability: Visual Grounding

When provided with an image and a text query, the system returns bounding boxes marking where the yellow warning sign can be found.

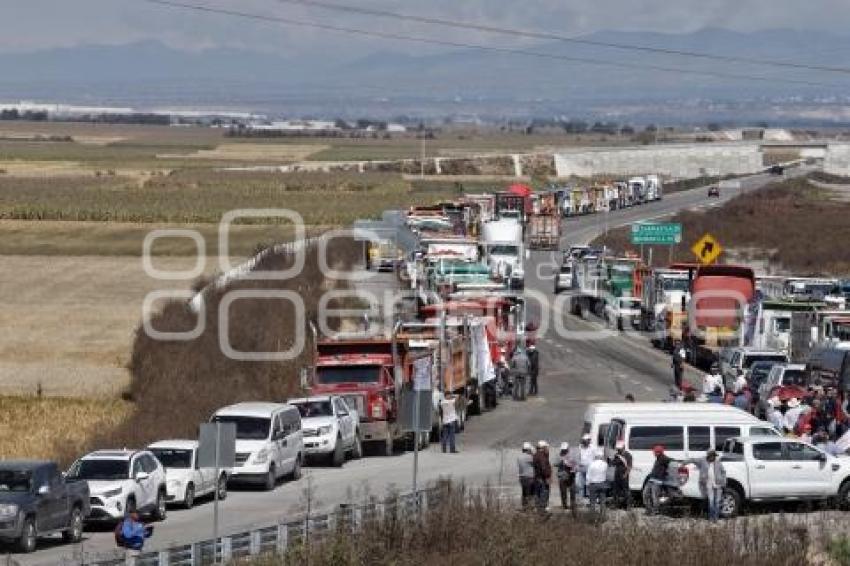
[691,233,723,265]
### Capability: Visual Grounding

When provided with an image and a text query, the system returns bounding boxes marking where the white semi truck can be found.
[481,218,525,290]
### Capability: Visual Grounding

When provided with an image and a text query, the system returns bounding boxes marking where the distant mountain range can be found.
[0,28,848,120]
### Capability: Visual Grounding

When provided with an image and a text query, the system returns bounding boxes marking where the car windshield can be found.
[0,470,32,492]
[68,459,129,481]
[294,401,334,418]
[744,355,787,368]
[559,265,572,274]
[750,363,777,381]
[150,449,193,469]
[316,365,382,384]
[489,245,518,256]
[621,299,641,309]
[662,278,689,292]
[782,369,807,386]
[212,416,270,440]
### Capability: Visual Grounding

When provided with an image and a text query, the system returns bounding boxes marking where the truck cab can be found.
[604,297,642,331]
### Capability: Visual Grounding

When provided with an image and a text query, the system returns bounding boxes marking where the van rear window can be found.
[628,426,684,451]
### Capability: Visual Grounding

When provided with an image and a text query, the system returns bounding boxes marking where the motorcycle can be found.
[642,461,690,515]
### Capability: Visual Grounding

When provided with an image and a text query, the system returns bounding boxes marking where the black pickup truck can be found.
[0,461,90,553]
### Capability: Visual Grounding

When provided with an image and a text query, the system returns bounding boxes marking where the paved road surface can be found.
[10,169,809,564]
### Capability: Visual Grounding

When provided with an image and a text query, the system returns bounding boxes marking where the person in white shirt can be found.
[765,398,784,431]
[784,397,804,433]
[586,449,609,516]
[703,363,725,397]
[576,434,595,502]
[439,394,459,453]
[732,371,748,395]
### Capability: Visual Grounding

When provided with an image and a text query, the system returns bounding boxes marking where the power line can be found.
[276,0,850,76]
[139,0,842,88]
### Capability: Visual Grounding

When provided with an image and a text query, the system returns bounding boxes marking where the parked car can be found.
[554,262,574,294]
[681,436,850,518]
[719,347,789,390]
[211,402,304,491]
[707,186,720,198]
[600,405,778,493]
[148,440,229,509]
[67,450,167,523]
[0,461,89,553]
[289,396,362,466]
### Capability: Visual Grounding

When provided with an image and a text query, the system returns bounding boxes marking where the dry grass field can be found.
[158,142,327,162]
[0,396,131,460]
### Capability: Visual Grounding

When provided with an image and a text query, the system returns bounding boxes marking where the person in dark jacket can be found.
[611,441,633,509]
[527,344,540,396]
[671,342,685,390]
[555,442,577,511]
[532,440,552,512]
[511,348,530,401]
[646,445,672,515]
[118,511,152,565]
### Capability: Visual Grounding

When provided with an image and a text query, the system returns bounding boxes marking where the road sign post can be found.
[630,222,682,245]
[199,422,236,564]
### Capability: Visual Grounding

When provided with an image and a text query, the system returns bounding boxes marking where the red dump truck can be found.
[684,264,756,368]
[308,336,433,456]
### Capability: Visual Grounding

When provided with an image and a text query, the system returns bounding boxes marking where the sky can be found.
[2,0,850,56]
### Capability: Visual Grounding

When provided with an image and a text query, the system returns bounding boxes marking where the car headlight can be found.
[254,448,269,464]
[318,425,333,436]
[102,487,123,499]
[0,504,18,520]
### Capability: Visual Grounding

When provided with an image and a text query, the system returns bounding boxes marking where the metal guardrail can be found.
[68,489,436,565]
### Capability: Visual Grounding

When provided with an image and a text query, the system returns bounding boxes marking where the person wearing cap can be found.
[671,340,686,390]
[684,449,727,521]
[527,343,540,396]
[532,441,552,512]
[646,445,671,516]
[611,440,633,509]
[510,347,530,401]
[586,449,609,517]
[517,442,536,509]
[765,397,784,431]
[555,442,577,511]
[703,364,725,397]
[784,397,804,434]
[576,434,594,503]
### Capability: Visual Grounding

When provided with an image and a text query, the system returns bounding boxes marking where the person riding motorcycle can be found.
[646,444,672,515]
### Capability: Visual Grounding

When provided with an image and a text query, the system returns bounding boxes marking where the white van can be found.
[599,405,780,491]
[211,402,304,491]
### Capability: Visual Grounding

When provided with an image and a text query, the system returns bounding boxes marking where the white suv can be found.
[67,450,167,522]
[212,402,304,491]
[290,396,361,466]
[148,440,229,509]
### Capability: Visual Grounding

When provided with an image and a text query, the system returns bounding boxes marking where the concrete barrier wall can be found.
[825,143,850,176]
[553,143,764,179]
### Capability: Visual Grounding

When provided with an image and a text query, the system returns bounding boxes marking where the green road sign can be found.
[630,222,682,245]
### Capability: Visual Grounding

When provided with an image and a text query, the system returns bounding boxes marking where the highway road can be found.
[11,168,809,564]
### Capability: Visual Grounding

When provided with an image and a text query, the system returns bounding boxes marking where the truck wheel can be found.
[264,464,277,491]
[183,484,195,509]
[153,489,167,521]
[837,480,850,510]
[18,517,37,553]
[62,507,83,543]
[720,488,741,518]
[331,437,345,467]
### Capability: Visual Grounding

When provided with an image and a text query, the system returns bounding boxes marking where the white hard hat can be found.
[537,440,548,448]
[581,433,592,441]
[522,442,533,452]
[560,442,570,451]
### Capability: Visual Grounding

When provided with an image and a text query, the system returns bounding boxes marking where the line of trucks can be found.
[551,174,663,217]
[558,248,850,369]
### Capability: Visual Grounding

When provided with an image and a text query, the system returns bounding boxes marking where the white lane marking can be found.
[643,385,654,392]
[630,379,641,385]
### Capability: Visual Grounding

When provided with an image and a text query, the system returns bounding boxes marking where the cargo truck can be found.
[482,218,525,290]
[527,213,561,250]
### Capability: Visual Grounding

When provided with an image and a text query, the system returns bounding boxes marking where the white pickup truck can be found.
[682,437,850,518]
[289,396,361,466]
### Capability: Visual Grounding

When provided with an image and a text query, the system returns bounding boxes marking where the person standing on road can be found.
[532,441,552,512]
[703,364,725,397]
[646,445,672,516]
[517,442,536,509]
[556,442,577,511]
[577,434,594,503]
[685,449,727,521]
[511,347,530,401]
[611,441,633,509]
[116,511,152,566]
[439,394,459,453]
[527,344,540,396]
[586,449,609,517]
[671,341,686,390]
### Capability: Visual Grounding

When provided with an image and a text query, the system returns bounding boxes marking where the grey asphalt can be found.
[11,168,809,565]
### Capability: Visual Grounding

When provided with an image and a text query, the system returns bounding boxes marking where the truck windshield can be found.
[294,401,334,418]
[150,449,193,469]
[774,318,791,332]
[317,366,382,384]
[621,299,641,309]
[744,355,787,368]
[68,459,130,481]
[782,369,807,386]
[0,470,32,492]
[662,278,689,292]
[212,416,270,440]
[489,245,518,256]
